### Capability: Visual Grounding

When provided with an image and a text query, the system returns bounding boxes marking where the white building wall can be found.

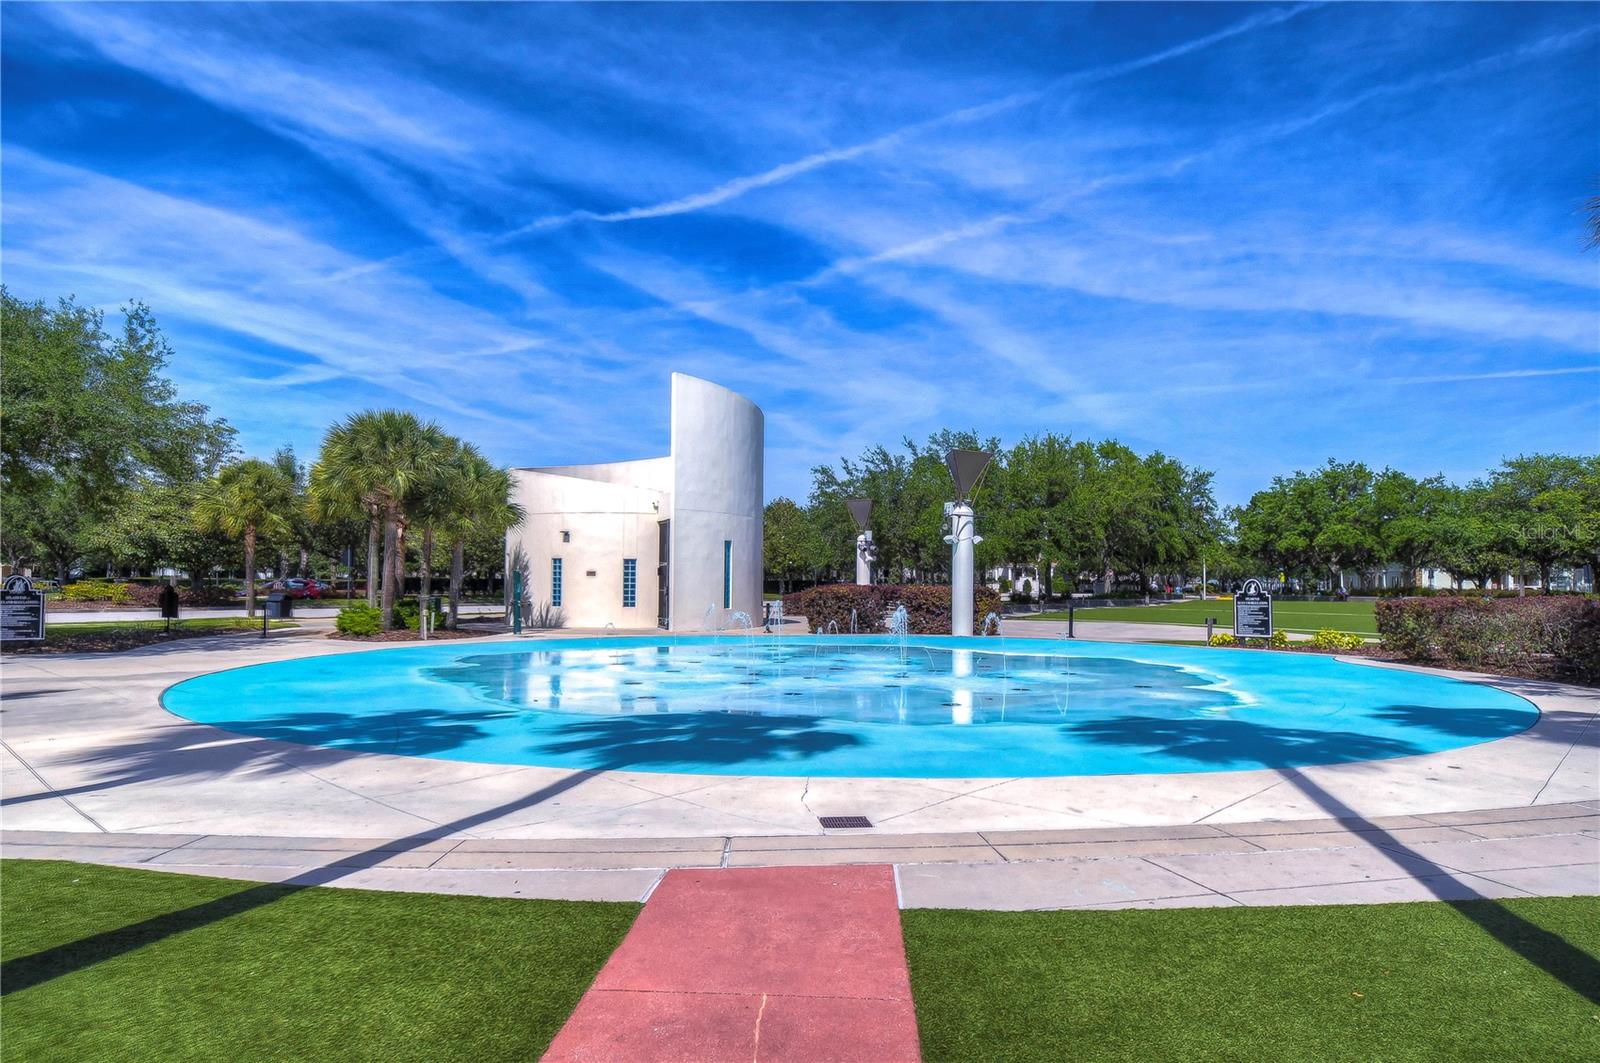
[503,374,762,632]
[505,465,668,629]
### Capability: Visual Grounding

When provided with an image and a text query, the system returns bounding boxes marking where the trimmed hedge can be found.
[1376,596,1600,683]
[782,583,1004,635]
[1364,586,1590,599]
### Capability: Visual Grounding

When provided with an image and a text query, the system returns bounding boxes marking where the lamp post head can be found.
[944,449,993,503]
[845,497,873,532]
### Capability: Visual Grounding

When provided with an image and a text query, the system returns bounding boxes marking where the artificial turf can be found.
[0,860,638,1062]
[902,898,1600,1062]
[1027,598,1379,635]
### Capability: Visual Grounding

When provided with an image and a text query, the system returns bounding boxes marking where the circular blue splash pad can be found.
[161,636,1537,778]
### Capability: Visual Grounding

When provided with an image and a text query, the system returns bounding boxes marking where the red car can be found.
[270,578,325,599]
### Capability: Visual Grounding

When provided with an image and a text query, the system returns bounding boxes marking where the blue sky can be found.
[3,2,1596,504]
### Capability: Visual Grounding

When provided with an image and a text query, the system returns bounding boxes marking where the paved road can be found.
[47,603,504,625]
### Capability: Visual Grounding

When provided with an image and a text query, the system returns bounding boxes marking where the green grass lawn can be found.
[0,860,638,1062]
[903,898,1600,1062]
[1026,597,1378,636]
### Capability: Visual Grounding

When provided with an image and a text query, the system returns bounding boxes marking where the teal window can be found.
[722,540,732,609]
[622,558,637,608]
[551,557,563,607]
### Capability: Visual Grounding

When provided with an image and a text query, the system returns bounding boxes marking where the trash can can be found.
[263,591,292,619]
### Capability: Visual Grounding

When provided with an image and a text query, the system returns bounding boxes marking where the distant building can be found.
[504,373,763,630]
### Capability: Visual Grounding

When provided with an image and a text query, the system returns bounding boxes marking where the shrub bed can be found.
[782,583,1003,635]
[395,600,445,631]
[1376,595,1600,683]
[60,580,132,604]
[334,603,382,636]
[1309,628,1365,651]
[123,583,239,607]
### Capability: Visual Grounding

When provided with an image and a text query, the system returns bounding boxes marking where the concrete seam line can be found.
[0,737,109,833]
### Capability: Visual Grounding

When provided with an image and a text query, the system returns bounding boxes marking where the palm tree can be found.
[308,411,453,629]
[438,446,523,628]
[192,459,297,617]
[410,436,469,628]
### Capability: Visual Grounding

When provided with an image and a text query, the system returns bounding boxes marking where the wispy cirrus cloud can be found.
[504,3,1322,237]
[3,1,1594,502]
[811,21,1600,284]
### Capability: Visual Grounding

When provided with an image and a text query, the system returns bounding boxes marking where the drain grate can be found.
[819,815,873,829]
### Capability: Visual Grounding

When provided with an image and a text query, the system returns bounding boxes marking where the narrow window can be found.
[622,558,637,608]
[551,557,563,607]
[722,540,732,609]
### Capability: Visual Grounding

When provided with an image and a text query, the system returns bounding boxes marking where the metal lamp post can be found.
[942,449,993,636]
[846,498,874,586]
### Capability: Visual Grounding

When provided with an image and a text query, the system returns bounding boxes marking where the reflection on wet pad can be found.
[420,645,1243,726]
[161,636,1541,778]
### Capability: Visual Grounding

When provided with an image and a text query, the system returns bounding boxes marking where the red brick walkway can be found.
[541,864,921,1062]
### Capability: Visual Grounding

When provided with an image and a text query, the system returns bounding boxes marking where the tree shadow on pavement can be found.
[1068,714,1600,1005]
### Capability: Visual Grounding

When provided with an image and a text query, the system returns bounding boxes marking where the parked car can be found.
[269,578,324,599]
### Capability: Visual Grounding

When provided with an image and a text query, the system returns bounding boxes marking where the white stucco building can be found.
[505,373,763,631]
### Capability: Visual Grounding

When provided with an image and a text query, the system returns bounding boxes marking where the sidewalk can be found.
[541,865,920,1063]
[6,800,1593,908]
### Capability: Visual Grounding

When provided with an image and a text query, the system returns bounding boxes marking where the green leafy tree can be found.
[0,291,233,580]
[1236,460,1379,590]
[1097,447,1216,601]
[990,435,1105,599]
[452,451,521,628]
[1484,454,1595,593]
[763,497,823,593]
[414,442,522,628]
[192,459,297,616]
[1371,469,1450,588]
[308,411,454,629]
[80,479,236,586]
[1432,483,1516,590]
[808,430,999,584]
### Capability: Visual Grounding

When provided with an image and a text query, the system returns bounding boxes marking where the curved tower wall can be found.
[668,373,764,631]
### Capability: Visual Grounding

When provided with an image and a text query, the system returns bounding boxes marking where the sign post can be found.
[1,575,47,644]
[1233,578,1273,640]
[158,582,180,635]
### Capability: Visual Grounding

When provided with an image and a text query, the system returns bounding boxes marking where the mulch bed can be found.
[1217,641,1588,685]
[1,626,275,656]
[327,624,507,643]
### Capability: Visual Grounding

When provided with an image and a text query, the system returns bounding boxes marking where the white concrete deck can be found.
[2,629,1595,907]
[4,802,1594,910]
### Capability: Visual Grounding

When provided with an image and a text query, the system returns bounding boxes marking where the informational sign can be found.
[1,574,46,642]
[1233,577,1273,640]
